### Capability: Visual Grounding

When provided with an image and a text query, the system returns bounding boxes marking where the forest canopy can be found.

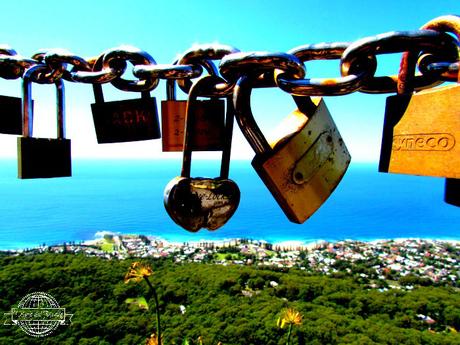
[0,253,459,344]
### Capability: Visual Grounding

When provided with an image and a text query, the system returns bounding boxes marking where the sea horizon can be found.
[0,159,458,250]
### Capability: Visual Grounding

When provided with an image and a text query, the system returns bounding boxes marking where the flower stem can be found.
[144,276,162,345]
[286,323,292,345]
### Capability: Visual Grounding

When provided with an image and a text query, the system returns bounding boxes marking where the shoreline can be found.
[2,233,460,252]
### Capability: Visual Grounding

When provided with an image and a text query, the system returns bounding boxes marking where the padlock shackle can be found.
[398,15,460,94]
[181,75,234,179]
[166,79,176,100]
[56,78,65,139]
[22,68,34,137]
[92,83,105,103]
[233,75,271,155]
[93,82,152,104]
[22,64,65,139]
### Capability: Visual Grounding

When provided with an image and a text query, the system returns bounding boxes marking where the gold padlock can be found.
[234,75,351,223]
[379,84,460,178]
[379,15,460,180]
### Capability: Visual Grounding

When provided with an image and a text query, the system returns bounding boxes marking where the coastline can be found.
[2,231,460,252]
[3,233,459,289]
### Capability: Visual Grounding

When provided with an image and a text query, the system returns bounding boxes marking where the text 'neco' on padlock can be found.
[17,65,71,179]
[161,78,226,152]
[234,75,351,224]
[164,75,240,232]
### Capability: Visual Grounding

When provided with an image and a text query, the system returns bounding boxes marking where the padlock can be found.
[0,95,23,135]
[164,75,240,232]
[0,49,32,134]
[379,84,460,178]
[234,75,351,224]
[161,79,226,152]
[379,15,460,184]
[445,178,460,206]
[17,65,71,179]
[91,83,161,143]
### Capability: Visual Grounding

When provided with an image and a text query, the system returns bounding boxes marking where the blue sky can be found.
[0,0,458,161]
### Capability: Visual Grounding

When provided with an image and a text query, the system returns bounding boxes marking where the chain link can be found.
[276,42,376,96]
[0,15,458,96]
[397,15,460,94]
[0,45,37,80]
[176,43,240,93]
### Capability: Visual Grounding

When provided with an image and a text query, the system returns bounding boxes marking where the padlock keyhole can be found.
[295,172,304,181]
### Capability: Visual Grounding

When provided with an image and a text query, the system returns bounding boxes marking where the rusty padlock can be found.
[161,78,226,151]
[89,47,161,144]
[17,65,71,179]
[91,83,160,144]
[234,75,351,224]
[378,15,460,207]
[164,75,240,232]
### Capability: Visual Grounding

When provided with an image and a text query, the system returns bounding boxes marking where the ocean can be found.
[0,159,458,250]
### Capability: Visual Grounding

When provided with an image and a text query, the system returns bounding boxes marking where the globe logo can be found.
[4,292,72,337]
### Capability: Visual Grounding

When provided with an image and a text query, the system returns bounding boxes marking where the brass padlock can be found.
[164,75,240,232]
[161,79,226,152]
[379,15,460,191]
[0,95,23,135]
[234,75,351,223]
[17,65,71,179]
[379,84,460,178]
[91,83,161,143]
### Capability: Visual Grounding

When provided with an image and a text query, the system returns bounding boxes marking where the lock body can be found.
[164,177,240,232]
[0,95,22,135]
[379,84,460,178]
[161,99,225,151]
[17,137,71,178]
[91,96,160,144]
[252,98,350,223]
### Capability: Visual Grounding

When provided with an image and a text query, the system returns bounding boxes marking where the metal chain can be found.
[0,15,459,96]
[0,45,37,80]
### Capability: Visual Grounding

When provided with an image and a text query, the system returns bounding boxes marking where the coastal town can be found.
[5,234,459,289]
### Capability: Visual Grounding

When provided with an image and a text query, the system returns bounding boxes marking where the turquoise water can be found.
[0,159,458,250]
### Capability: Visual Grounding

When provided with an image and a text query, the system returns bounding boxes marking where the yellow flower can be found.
[145,333,161,345]
[278,308,303,329]
[124,262,153,284]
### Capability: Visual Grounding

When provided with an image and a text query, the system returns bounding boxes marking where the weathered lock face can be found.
[379,84,460,178]
[252,98,351,223]
[18,138,71,178]
[164,177,240,232]
[0,95,22,135]
[91,96,161,144]
[161,99,225,151]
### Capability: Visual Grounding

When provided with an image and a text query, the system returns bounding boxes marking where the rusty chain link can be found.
[0,14,458,97]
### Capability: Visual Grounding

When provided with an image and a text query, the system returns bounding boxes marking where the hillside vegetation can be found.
[0,253,459,344]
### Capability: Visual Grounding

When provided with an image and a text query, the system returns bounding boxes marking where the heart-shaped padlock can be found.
[164,75,240,232]
[164,177,240,232]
